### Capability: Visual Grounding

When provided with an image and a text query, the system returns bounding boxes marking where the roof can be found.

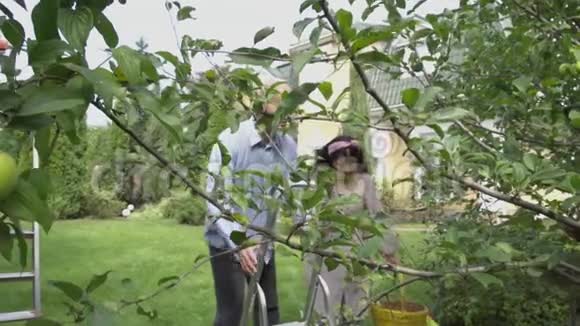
[366,49,463,109]
[367,69,426,109]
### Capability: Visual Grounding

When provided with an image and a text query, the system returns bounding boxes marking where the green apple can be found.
[0,151,18,199]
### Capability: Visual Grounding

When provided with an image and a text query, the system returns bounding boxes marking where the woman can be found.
[306,135,399,324]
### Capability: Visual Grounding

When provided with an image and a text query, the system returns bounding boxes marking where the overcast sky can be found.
[3,0,455,126]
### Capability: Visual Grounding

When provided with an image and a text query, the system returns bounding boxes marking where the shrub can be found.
[80,190,126,219]
[423,216,573,326]
[48,128,89,219]
[160,191,207,225]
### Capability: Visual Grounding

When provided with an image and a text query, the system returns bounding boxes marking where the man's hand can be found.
[239,246,258,275]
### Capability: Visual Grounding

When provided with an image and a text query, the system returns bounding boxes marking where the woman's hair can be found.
[316,135,368,172]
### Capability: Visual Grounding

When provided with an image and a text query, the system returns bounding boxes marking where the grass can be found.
[0,217,430,325]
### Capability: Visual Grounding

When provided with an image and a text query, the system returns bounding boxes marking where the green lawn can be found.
[0,217,430,325]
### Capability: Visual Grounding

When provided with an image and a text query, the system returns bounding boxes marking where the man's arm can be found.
[207,136,241,249]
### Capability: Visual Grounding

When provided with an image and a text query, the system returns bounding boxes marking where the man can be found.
[205,83,297,326]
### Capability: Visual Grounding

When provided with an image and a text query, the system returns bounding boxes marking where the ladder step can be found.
[9,230,35,239]
[0,272,34,282]
[0,310,39,322]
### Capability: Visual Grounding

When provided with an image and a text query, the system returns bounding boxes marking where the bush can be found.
[80,190,126,219]
[160,191,207,225]
[424,217,572,326]
[48,127,89,219]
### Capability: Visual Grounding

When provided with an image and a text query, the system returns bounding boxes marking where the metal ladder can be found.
[0,222,42,323]
[254,272,334,326]
[0,139,42,323]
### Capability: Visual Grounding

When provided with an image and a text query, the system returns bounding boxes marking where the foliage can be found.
[160,191,207,225]
[79,189,125,219]
[423,214,579,325]
[433,270,569,326]
[47,126,89,219]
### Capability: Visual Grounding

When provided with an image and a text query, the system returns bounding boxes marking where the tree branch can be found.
[357,276,423,317]
[184,48,337,63]
[453,121,497,154]
[292,115,395,132]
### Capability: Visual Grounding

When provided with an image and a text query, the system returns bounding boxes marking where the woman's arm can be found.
[362,173,400,262]
[362,173,382,216]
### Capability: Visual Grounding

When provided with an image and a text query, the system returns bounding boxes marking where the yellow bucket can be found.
[371,302,429,326]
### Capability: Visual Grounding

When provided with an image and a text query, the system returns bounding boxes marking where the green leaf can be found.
[17,86,86,117]
[217,141,231,167]
[471,272,503,289]
[49,280,84,301]
[94,11,118,48]
[324,258,340,271]
[309,26,322,45]
[231,192,249,212]
[230,230,248,245]
[386,3,401,23]
[293,18,315,39]
[336,9,355,40]
[477,245,511,263]
[12,0,27,10]
[141,55,160,82]
[8,115,54,131]
[429,108,474,123]
[275,83,318,121]
[25,318,62,326]
[65,64,125,108]
[292,47,318,79]
[32,0,60,41]
[362,4,380,21]
[570,174,580,193]
[1,19,25,50]
[231,213,249,225]
[357,236,383,258]
[229,47,283,68]
[318,81,333,100]
[10,225,28,268]
[0,179,55,232]
[58,7,94,52]
[355,50,394,64]
[402,88,420,108]
[522,153,536,171]
[28,40,74,67]
[157,275,179,286]
[156,51,180,67]
[23,169,52,201]
[512,75,532,93]
[112,46,144,85]
[302,187,325,210]
[300,0,321,13]
[415,86,442,111]
[86,270,112,293]
[0,223,14,261]
[351,26,395,53]
[0,90,23,111]
[569,110,580,129]
[428,124,445,139]
[254,26,275,45]
[177,6,195,21]
[134,90,182,143]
